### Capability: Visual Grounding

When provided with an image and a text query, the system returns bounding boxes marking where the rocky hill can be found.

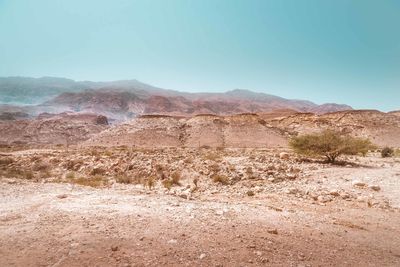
[83,114,288,148]
[82,110,400,148]
[0,113,108,146]
[269,110,400,147]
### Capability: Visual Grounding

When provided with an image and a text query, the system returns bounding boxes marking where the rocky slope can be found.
[84,114,288,148]
[269,110,400,147]
[83,110,400,148]
[0,113,108,146]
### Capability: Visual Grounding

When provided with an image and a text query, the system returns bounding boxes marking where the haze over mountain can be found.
[0,77,352,122]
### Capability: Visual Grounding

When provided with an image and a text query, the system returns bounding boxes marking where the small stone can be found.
[340,193,350,199]
[167,239,177,244]
[56,194,68,199]
[215,210,224,216]
[329,190,340,196]
[368,185,381,191]
[317,195,332,203]
[279,152,290,160]
[111,245,119,252]
[267,228,278,235]
[352,180,366,187]
[199,253,206,260]
[246,190,255,197]
[357,196,369,202]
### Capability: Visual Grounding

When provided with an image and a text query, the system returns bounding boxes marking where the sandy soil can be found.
[1,150,400,266]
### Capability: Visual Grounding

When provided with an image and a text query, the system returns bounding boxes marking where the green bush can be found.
[290,130,375,163]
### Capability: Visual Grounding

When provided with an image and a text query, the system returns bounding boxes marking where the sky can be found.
[0,0,399,111]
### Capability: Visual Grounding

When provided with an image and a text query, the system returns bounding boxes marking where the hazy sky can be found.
[0,0,399,111]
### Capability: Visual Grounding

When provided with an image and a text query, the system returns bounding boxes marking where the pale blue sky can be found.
[0,0,399,110]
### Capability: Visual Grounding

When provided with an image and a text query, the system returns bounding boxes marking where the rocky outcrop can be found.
[84,114,288,148]
[0,113,108,145]
[270,110,400,147]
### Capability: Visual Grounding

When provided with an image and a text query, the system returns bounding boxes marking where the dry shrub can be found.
[90,167,106,176]
[71,175,107,188]
[40,170,52,179]
[23,170,34,180]
[66,172,75,179]
[146,175,156,189]
[162,171,182,190]
[210,163,221,173]
[116,174,132,184]
[65,159,84,171]
[32,162,50,172]
[171,171,182,186]
[162,179,173,190]
[381,147,394,158]
[2,167,34,180]
[211,174,229,185]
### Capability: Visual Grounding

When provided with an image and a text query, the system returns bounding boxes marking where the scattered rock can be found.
[317,195,332,203]
[368,185,381,191]
[167,239,178,244]
[279,152,290,160]
[56,194,68,199]
[352,180,366,187]
[329,190,340,197]
[111,245,119,252]
[267,228,278,235]
[246,190,255,197]
[215,210,224,216]
[199,253,206,260]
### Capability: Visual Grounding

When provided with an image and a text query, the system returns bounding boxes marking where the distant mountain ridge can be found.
[0,76,352,121]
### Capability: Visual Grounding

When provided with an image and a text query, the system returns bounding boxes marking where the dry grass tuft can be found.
[211,174,229,185]
[69,175,107,188]
[116,174,132,184]
[66,172,75,179]
[171,171,182,186]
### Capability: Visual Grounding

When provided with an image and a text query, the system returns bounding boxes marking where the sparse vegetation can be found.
[171,171,182,186]
[162,171,181,190]
[116,174,132,184]
[211,174,229,185]
[146,175,156,189]
[381,147,394,158]
[66,172,75,179]
[290,130,375,163]
[70,175,107,188]
[90,167,106,176]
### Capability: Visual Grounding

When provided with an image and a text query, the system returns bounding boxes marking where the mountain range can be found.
[0,77,352,122]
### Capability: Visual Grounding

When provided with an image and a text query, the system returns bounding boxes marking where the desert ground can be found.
[1,146,400,266]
